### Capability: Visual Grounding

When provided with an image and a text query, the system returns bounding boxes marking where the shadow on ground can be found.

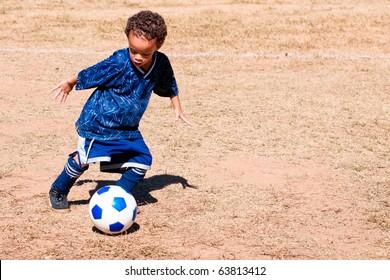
[72,174,197,235]
[72,174,198,206]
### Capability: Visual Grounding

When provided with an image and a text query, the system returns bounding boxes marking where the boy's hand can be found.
[173,108,192,126]
[52,75,77,104]
[171,95,192,126]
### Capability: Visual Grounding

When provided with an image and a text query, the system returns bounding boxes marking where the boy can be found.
[49,10,191,213]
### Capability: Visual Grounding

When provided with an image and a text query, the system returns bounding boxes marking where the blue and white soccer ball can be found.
[89,185,137,235]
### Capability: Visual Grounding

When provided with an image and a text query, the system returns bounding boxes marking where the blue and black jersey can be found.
[74,48,178,140]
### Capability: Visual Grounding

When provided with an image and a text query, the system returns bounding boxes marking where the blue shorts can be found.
[76,136,152,173]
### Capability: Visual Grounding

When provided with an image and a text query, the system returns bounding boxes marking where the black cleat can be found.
[49,188,70,213]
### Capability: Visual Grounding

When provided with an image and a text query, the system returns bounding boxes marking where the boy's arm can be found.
[52,74,78,104]
[170,95,192,126]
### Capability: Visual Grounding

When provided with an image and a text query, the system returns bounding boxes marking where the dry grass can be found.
[0,0,389,260]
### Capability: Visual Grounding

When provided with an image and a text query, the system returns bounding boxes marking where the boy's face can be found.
[128,31,159,70]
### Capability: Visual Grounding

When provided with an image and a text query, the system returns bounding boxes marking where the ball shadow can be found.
[92,222,140,236]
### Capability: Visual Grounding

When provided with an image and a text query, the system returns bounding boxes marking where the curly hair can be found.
[125,11,167,48]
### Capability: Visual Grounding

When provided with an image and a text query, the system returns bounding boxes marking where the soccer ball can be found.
[89,185,137,235]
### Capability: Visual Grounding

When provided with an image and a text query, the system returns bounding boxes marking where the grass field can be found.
[0,0,389,260]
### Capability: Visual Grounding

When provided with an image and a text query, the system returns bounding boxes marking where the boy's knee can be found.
[70,151,89,169]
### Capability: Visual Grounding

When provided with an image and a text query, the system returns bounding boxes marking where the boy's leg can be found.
[98,137,152,193]
[115,167,147,193]
[49,152,88,212]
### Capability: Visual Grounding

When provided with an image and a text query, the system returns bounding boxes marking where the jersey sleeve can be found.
[75,50,124,90]
[153,57,179,97]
